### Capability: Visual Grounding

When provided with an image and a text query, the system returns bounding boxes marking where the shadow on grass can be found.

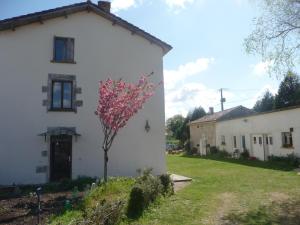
[181,155,297,172]
[223,200,300,225]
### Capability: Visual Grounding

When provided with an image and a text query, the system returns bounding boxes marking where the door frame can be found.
[49,135,72,182]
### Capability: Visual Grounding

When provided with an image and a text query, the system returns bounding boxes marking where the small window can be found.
[282,132,293,148]
[233,136,237,148]
[51,80,73,111]
[269,136,273,145]
[266,137,269,145]
[259,137,262,145]
[53,37,75,63]
[253,137,257,144]
[221,135,226,145]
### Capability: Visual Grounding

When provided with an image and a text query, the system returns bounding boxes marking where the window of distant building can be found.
[282,132,293,148]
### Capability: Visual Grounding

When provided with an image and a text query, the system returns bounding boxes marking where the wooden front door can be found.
[50,135,72,182]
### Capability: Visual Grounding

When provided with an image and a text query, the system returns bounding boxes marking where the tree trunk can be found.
[104,149,108,182]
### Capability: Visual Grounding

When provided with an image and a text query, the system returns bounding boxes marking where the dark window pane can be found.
[66,39,74,60]
[269,137,273,145]
[52,82,62,108]
[55,39,66,61]
[63,82,72,108]
[54,37,74,62]
[259,137,262,145]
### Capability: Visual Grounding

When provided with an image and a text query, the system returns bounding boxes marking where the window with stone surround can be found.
[43,74,82,112]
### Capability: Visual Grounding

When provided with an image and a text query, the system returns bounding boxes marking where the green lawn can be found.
[135,155,300,225]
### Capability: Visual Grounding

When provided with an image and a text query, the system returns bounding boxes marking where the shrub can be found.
[268,154,300,167]
[159,174,174,196]
[127,169,163,218]
[240,149,250,159]
[76,199,125,225]
[210,146,219,154]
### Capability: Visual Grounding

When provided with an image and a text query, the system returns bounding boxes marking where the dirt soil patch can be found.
[0,191,83,225]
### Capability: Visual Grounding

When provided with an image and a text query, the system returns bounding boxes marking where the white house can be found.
[189,106,253,155]
[0,1,172,185]
[216,106,300,160]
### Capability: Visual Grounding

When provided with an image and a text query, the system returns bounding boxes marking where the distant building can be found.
[189,106,253,155]
[216,105,300,160]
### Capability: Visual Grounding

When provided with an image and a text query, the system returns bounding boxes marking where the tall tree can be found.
[274,71,300,108]
[166,115,185,140]
[189,106,206,121]
[245,0,300,76]
[253,90,275,112]
[180,107,206,145]
[95,75,156,182]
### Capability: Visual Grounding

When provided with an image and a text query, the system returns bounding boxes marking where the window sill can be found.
[49,108,75,112]
[282,146,294,149]
[51,60,76,64]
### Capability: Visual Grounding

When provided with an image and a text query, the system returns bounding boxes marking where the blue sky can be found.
[0,0,282,118]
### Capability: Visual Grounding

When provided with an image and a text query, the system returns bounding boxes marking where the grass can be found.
[49,178,135,224]
[135,155,300,225]
[48,155,300,224]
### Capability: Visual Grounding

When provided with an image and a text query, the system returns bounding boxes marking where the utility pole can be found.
[220,88,226,111]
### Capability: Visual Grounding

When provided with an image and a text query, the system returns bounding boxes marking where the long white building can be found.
[216,106,300,160]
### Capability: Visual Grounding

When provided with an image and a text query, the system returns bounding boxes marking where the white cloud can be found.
[165,82,219,118]
[164,0,195,9]
[164,57,214,90]
[251,61,273,77]
[163,57,216,118]
[111,0,137,12]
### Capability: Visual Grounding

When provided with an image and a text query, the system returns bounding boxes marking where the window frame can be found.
[50,80,74,111]
[233,136,237,148]
[52,36,76,64]
[221,135,226,145]
[269,136,273,145]
[282,132,293,148]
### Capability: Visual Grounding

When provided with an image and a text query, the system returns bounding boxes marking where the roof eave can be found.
[0,1,172,55]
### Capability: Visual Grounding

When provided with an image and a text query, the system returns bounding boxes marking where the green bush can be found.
[77,199,124,225]
[159,174,174,196]
[268,154,300,167]
[127,169,163,219]
[210,146,219,154]
[240,149,250,159]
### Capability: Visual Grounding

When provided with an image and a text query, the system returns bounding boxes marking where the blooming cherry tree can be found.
[95,73,157,182]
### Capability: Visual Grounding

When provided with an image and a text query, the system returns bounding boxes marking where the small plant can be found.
[127,169,163,219]
[159,174,174,196]
[268,154,300,167]
[77,199,125,225]
[210,146,219,154]
[240,149,250,159]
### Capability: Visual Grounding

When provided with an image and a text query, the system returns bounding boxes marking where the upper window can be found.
[53,37,75,63]
[51,80,73,111]
[282,132,293,148]
[253,137,257,144]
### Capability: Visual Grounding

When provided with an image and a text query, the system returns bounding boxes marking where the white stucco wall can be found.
[216,108,300,159]
[189,122,216,154]
[0,11,167,185]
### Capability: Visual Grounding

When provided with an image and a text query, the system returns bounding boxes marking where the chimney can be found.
[209,107,214,114]
[98,1,111,13]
